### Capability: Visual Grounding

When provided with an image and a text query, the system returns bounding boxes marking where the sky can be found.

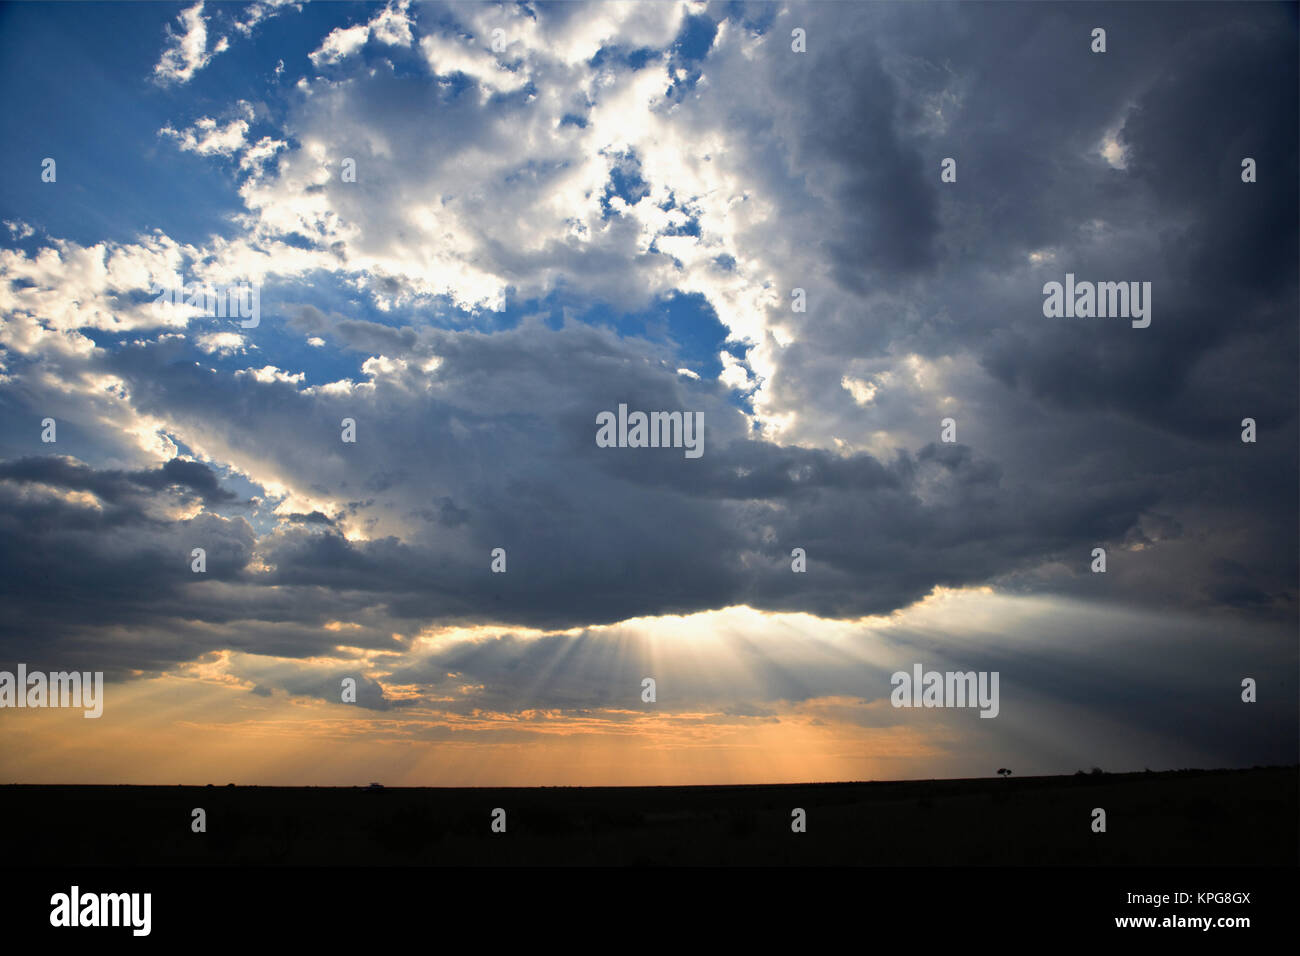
[0,0,1295,786]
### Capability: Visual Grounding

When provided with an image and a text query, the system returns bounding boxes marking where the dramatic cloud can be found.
[1,1,1294,782]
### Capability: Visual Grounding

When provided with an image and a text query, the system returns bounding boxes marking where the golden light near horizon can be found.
[3,585,1274,787]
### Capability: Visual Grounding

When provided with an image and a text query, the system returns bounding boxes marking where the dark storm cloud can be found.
[284,510,335,525]
[0,467,255,673]
[194,316,1155,631]
[0,311,1164,673]
[0,454,401,673]
[732,1,1295,618]
[972,6,1299,438]
[755,2,1296,426]
[0,455,237,507]
[231,663,407,712]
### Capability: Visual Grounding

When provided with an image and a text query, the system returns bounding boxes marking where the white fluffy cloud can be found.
[310,0,414,66]
[160,104,255,157]
[153,2,227,86]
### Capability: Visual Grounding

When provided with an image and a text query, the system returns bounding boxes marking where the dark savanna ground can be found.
[3,767,1294,866]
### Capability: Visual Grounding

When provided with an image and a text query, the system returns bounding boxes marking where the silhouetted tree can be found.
[997,768,1012,778]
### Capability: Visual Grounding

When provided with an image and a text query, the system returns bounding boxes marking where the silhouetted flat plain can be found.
[4,767,1293,866]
